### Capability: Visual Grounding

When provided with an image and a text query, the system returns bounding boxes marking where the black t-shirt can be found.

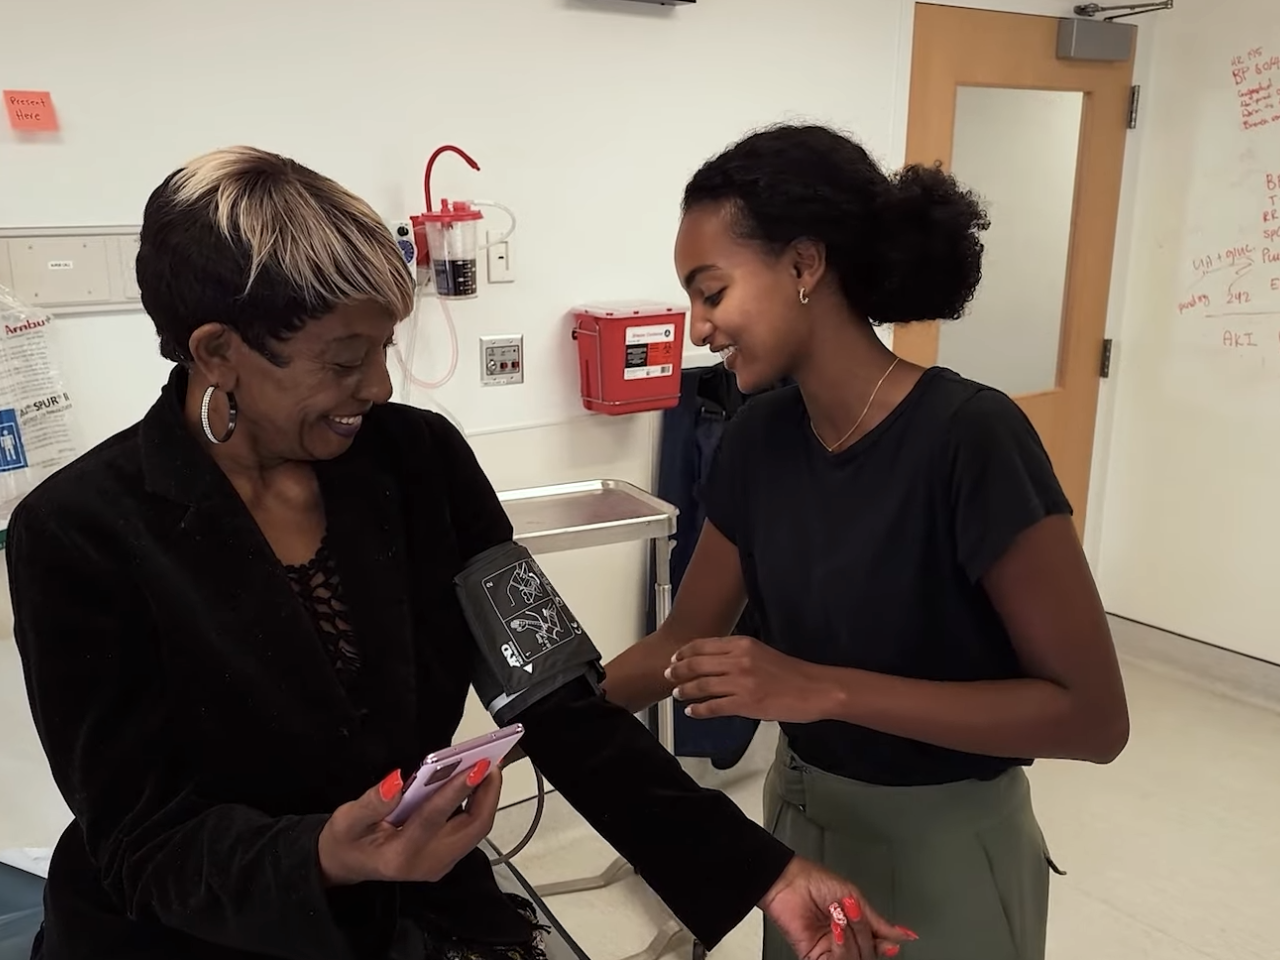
[703,367,1072,786]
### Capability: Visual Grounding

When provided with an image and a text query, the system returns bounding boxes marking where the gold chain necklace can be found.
[811,356,901,453]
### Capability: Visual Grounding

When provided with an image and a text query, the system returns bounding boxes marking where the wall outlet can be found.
[480,335,523,386]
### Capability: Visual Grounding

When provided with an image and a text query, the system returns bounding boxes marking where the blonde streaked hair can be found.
[138,146,414,363]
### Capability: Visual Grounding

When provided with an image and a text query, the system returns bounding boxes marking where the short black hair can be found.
[682,124,989,325]
[137,146,414,364]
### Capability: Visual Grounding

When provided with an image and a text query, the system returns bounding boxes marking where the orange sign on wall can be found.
[4,90,59,132]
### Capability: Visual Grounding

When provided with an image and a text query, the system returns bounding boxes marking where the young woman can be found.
[604,125,1130,960]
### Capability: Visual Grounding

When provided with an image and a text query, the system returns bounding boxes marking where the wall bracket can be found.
[1073,2,1173,23]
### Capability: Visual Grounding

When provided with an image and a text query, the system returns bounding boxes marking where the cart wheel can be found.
[692,941,707,960]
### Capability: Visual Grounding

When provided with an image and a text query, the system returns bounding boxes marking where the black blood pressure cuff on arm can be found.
[455,541,605,727]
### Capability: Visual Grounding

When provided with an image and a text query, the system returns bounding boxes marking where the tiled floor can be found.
[3,618,1279,960]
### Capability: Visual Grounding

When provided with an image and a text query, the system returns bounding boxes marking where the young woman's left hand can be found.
[666,635,826,723]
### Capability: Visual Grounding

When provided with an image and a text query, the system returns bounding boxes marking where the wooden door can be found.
[896,4,1135,534]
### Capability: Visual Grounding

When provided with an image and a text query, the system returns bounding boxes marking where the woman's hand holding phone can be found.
[318,760,501,886]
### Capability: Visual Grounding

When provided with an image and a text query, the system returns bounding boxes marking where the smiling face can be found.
[675,203,817,394]
[191,300,397,463]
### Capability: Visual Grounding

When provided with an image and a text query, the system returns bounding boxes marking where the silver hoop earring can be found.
[799,287,810,305]
[200,385,238,445]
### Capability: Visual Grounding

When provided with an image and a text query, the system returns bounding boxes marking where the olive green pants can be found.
[763,740,1053,960]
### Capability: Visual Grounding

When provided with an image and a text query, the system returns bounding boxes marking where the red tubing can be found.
[424,145,480,213]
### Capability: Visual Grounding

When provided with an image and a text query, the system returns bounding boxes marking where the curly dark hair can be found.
[682,124,990,325]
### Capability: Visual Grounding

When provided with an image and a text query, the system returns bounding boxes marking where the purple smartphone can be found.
[385,723,524,827]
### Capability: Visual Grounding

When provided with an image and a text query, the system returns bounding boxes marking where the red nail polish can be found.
[883,945,900,958]
[378,769,403,802]
[466,759,491,787]
[831,919,845,946]
[842,896,863,923]
[896,926,919,941]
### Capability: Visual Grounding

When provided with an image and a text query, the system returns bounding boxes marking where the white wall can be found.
[0,0,1096,446]
[1,0,906,439]
[1095,0,1280,665]
[0,0,909,804]
[0,0,1157,809]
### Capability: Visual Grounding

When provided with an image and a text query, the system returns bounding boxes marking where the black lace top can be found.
[282,538,548,960]
[283,537,362,690]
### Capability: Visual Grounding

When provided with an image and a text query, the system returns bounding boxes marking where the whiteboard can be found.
[1098,0,1280,664]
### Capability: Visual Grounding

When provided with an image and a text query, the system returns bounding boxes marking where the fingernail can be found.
[828,902,848,927]
[831,919,845,945]
[882,945,900,958]
[842,897,863,923]
[896,926,919,941]
[664,667,674,682]
[378,769,403,802]
[672,686,684,700]
[670,652,680,664]
[466,759,491,787]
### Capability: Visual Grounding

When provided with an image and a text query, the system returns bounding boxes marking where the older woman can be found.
[6,147,907,960]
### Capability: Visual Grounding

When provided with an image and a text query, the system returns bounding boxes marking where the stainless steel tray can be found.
[498,480,677,555]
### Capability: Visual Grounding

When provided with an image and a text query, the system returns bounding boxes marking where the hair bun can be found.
[866,163,990,325]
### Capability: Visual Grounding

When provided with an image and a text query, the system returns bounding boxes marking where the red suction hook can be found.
[424,145,480,213]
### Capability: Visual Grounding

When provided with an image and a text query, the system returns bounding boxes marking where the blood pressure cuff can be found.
[455,541,605,727]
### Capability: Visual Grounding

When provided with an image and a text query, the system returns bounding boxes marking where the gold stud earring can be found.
[799,287,810,305]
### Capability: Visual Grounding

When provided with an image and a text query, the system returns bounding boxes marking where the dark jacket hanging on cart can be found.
[648,363,762,770]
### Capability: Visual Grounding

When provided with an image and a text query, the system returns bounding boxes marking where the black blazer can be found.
[6,367,792,960]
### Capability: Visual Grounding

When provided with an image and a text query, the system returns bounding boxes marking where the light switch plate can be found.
[7,237,113,305]
[486,230,513,284]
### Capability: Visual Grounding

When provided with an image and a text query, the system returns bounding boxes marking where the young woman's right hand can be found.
[317,761,501,886]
